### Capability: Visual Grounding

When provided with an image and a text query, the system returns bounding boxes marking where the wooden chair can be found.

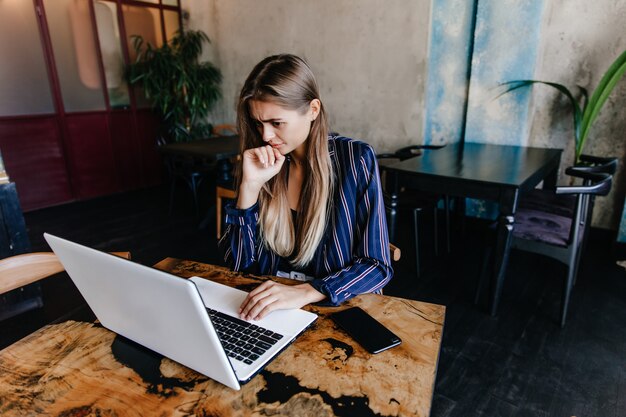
[212,123,239,238]
[0,251,131,296]
[389,243,401,262]
[212,124,237,136]
[216,184,237,239]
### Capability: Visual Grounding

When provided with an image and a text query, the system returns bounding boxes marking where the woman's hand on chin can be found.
[241,145,286,188]
[236,145,286,209]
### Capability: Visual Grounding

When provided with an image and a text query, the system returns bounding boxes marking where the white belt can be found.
[276,270,314,282]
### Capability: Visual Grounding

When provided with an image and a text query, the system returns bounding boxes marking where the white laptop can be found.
[44,233,317,390]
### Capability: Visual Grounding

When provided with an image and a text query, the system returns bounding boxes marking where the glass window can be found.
[123,5,163,61]
[93,0,130,109]
[162,0,179,6]
[0,1,55,116]
[44,0,106,112]
[123,5,164,108]
[163,10,180,42]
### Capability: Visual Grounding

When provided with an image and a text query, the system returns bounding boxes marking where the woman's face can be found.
[249,99,320,156]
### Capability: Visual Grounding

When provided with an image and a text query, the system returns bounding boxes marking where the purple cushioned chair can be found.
[476,164,613,328]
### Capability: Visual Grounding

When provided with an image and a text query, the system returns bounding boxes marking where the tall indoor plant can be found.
[498,49,626,163]
[127,29,222,142]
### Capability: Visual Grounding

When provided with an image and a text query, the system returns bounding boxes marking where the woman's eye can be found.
[272,121,282,128]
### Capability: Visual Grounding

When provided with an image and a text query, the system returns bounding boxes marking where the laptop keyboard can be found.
[207,309,284,365]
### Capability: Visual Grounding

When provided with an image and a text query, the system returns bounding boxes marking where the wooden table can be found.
[0,259,445,417]
[384,142,562,316]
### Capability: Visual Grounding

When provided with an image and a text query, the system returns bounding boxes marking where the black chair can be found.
[377,144,449,277]
[165,154,214,216]
[477,166,613,327]
[516,154,618,285]
[166,125,239,217]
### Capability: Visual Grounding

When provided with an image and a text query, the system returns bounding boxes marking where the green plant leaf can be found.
[577,49,626,160]
[498,80,583,144]
[125,29,222,142]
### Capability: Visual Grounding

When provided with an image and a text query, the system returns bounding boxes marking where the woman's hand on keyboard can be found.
[239,280,325,321]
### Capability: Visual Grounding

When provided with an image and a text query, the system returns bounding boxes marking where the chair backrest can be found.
[574,155,618,229]
[0,251,131,296]
[377,144,446,162]
[577,154,618,176]
[0,253,63,295]
[556,168,613,246]
[557,167,612,197]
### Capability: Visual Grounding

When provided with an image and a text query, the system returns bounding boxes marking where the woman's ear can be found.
[309,99,321,121]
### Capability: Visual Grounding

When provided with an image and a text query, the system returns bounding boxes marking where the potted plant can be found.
[127,29,222,143]
[497,49,626,163]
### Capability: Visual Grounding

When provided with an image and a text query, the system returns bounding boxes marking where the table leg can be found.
[543,165,559,189]
[489,214,514,316]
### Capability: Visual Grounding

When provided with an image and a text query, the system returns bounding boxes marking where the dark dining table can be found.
[383,142,562,315]
[159,134,240,183]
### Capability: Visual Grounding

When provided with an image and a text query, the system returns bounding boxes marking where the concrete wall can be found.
[423,0,476,146]
[426,0,626,229]
[183,0,626,230]
[465,0,546,146]
[528,0,626,230]
[182,0,432,153]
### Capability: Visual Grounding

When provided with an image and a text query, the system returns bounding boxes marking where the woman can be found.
[219,54,392,321]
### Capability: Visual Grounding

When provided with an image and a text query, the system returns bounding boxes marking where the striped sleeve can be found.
[310,143,393,304]
[218,202,261,272]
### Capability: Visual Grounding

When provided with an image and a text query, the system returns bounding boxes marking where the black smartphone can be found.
[330,307,402,354]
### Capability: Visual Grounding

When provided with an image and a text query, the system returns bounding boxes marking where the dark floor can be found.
[2,183,626,417]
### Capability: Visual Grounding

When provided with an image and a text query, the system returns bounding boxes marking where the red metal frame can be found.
[33,0,77,197]
[116,0,146,184]
[88,0,112,111]
[0,0,182,210]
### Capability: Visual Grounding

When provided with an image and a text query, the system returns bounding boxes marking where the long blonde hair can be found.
[236,54,334,267]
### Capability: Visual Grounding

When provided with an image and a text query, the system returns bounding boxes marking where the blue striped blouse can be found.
[218,135,393,305]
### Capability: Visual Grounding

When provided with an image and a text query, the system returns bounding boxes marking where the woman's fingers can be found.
[252,147,267,167]
[239,281,274,317]
[273,147,285,163]
[265,145,276,166]
[246,294,280,321]
[238,281,322,321]
[254,299,284,320]
[250,146,278,168]
[239,281,287,321]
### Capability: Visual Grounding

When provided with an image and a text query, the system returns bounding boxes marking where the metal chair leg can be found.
[413,207,422,278]
[444,195,451,253]
[432,204,439,257]
[560,264,576,328]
